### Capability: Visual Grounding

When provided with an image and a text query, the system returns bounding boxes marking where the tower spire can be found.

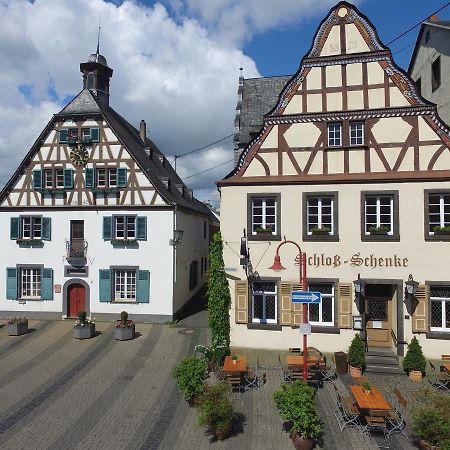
[96,18,101,55]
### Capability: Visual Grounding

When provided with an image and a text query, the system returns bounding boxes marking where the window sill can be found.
[425,233,450,241]
[92,188,120,193]
[37,188,68,193]
[426,331,450,340]
[303,234,339,242]
[361,234,400,242]
[248,233,281,242]
[112,301,137,304]
[16,239,44,247]
[324,145,368,151]
[247,323,282,331]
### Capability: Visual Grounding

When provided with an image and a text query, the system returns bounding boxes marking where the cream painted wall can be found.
[221,181,450,357]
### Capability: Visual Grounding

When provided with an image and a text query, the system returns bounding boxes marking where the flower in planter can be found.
[255,226,273,233]
[310,226,331,235]
[7,317,28,325]
[74,310,94,327]
[368,225,390,233]
[432,225,450,233]
[115,311,134,328]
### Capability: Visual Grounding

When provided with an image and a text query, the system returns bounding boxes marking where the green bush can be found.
[207,232,230,352]
[78,311,87,324]
[347,333,365,368]
[412,389,450,448]
[173,357,208,404]
[402,336,426,373]
[198,383,234,439]
[120,310,128,325]
[273,381,321,440]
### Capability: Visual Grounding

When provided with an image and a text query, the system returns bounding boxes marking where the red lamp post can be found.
[269,240,308,382]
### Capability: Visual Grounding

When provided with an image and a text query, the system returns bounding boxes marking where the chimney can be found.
[429,14,439,22]
[139,120,146,142]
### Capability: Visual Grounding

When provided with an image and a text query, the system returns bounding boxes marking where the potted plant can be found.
[7,317,28,336]
[412,388,450,450]
[198,383,234,441]
[347,333,365,378]
[432,225,450,235]
[402,336,426,381]
[310,226,331,235]
[273,381,322,450]
[255,226,273,235]
[73,311,95,339]
[231,354,239,365]
[173,356,208,406]
[362,380,372,395]
[368,225,390,235]
[114,311,135,341]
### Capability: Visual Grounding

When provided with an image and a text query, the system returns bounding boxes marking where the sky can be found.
[0,0,449,207]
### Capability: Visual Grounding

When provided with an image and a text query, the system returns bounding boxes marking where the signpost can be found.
[292,291,321,304]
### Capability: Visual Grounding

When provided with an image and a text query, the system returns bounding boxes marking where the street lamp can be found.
[269,240,308,382]
[170,229,184,246]
[404,274,419,315]
[353,274,367,350]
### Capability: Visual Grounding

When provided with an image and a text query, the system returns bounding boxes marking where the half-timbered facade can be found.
[220,1,450,359]
[0,50,213,322]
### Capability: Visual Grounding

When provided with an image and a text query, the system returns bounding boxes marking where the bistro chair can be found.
[244,357,259,389]
[278,354,292,382]
[321,354,337,383]
[227,374,244,393]
[386,391,407,439]
[364,409,389,448]
[428,361,450,391]
[333,385,361,431]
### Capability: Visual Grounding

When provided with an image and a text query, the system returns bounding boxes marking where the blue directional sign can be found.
[291,291,321,304]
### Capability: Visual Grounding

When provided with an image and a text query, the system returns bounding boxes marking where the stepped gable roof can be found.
[408,20,450,74]
[237,75,291,147]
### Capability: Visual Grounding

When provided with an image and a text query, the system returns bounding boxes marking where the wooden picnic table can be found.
[443,363,450,373]
[349,385,391,411]
[286,355,325,367]
[223,355,247,373]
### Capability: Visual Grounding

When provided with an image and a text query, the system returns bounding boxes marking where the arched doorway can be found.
[67,283,86,318]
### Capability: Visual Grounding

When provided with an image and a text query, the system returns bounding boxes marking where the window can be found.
[307,283,334,326]
[113,269,136,302]
[432,57,441,92]
[415,77,422,96]
[189,261,198,290]
[428,193,450,233]
[96,168,106,187]
[10,216,50,241]
[364,195,393,234]
[86,167,127,189]
[251,197,277,235]
[349,121,364,146]
[430,286,450,331]
[20,268,42,299]
[55,169,64,188]
[59,127,100,143]
[108,169,117,187]
[252,281,277,324]
[43,169,53,189]
[328,122,342,146]
[307,196,333,234]
[22,217,41,240]
[114,216,136,240]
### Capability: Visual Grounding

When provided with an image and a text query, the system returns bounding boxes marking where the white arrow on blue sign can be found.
[291,291,321,304]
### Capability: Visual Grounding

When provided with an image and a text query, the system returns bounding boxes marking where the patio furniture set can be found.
[428,354,450,391]
[216,355,266,392]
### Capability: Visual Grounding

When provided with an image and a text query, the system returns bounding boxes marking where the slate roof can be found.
[237,75,291,147]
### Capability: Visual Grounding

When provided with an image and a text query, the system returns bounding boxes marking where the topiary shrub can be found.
[78,310,87,325]
[198,383,234,440]
[173,357,208,405]
[120,310,128,326]
[347,333,366,369]
[273,381,321,440]
[402,336,426,373]
[207,232,231,352]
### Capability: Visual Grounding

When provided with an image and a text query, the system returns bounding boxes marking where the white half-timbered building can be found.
[219,1,450,361]
[0,50,213,322]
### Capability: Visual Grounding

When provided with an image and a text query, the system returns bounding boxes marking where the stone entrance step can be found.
[365,347,403,374]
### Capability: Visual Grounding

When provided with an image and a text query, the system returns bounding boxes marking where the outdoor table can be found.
[349,385,391,411]
[223,355,247,373]
[443,363,450,373]
[286,355,325,368]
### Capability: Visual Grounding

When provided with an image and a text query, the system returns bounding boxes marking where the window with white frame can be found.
[307,197,333,234]
[364,195,393,234]
[251,197,277,234]
[252,281,277,324]
[20,268,42,299]
[108,168,117,187]
[43,169,53,189]
[113,269,136,302]
[307,283,334,326]
[349,121,364,146]
[96,168,106,187]
[428,193,450,232]
[327,122,342,146]
[21,217,42,240]
[430,286,450,331]
[55,169,64,188]
[113,216,136,240]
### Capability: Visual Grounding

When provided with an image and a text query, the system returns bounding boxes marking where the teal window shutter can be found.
[59,129,68,143]
[103,216,112,240]
[33,170,42,189]
[10,218,19,240]
[117,168,127,187]
[6,268,18,300]
[137,270,150,303]
[64,169,74,189]
[90,128,100,142]
[136,216,147,240]
[99,269,112,302]
[42,217,51,241]
[85,168,94,188]
[41,268,53,300]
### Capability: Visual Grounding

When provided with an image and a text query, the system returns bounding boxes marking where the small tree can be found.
[173,357,208,404]
[347,333,366,368]
[402,336,426,373]
[207,232,231,356]
[78,311,87,325]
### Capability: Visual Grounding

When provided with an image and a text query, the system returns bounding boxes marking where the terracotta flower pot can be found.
[349,366,362,378]
[409,370,423,381]
[215,428,230,441]
[364,389,371,395]
[232,359,237,365]
[291,432,314,450]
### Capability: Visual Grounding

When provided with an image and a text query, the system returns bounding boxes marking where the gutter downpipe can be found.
[172,203,177,320]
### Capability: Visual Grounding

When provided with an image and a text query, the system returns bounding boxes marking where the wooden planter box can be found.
[114,325,135,341]
[8,322,28,336]
[73,323,96,339]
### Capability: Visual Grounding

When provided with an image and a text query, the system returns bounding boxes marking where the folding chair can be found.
[333,389,361,431]
[228,374,244,393]
[364,409,389,448]
[321,354,337,383]
[387,391,407,439]
[428,361,450,391]
[278,354,292,382]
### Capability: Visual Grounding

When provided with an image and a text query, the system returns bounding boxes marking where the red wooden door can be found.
[68,284,86,317]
